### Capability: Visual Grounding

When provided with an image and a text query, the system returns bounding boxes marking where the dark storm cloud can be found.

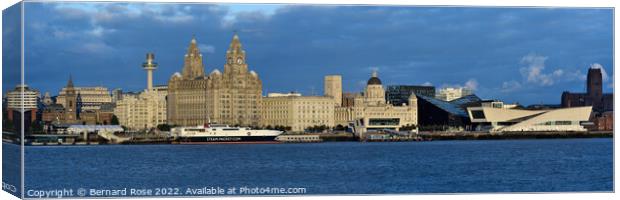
[21,3,613,105]
[2,3,21,93]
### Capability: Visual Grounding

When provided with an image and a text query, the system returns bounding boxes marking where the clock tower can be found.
[64,75,79,122]
[224,33,248,74]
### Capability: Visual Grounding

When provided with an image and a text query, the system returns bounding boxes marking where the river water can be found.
[3,138,612,197]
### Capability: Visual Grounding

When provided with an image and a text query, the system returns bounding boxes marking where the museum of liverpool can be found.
[466,105,593,132]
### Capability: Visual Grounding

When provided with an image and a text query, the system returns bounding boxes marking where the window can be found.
[471,110,486,119]
[369,118,399,126]
[555,121,572,125]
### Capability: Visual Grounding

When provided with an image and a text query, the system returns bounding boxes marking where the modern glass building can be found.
[416,94,481,131]
[386,85,435,106]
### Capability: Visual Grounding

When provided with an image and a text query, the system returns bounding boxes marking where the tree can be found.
[306,125,328,133]
[3,118,13,131]
[30,121,44,133]
[111,115,120,125]
[157,124,172,131]
[400,124,417,131]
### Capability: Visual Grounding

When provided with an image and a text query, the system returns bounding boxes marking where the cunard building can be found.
[168,34,262,126]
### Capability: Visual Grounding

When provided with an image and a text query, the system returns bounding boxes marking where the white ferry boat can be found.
[171,124,283,144]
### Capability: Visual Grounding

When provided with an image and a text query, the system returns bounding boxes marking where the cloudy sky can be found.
[3,2,614,105]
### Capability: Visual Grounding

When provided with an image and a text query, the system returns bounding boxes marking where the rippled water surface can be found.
[16,138,613,196]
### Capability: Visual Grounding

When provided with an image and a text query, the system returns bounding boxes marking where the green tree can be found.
[157,124,172,131]
[400,124,417,131]
[334,124,345,131]
[30,121,43,133]
[111,115,120,125]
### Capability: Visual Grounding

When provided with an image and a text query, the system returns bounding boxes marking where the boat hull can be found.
[176,136,279,144]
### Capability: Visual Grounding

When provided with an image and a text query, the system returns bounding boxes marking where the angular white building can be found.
[467,106,592,132]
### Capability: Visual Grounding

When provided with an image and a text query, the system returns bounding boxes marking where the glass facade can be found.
[368,118,400,126]
[386,85,435,106]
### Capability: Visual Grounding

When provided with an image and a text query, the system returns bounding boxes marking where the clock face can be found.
[237,58,243,64]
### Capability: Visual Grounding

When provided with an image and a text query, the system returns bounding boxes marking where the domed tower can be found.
[181,36,205,79]
[364,70,386,105]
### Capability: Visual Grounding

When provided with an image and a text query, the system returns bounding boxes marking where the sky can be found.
[2,2,614,105]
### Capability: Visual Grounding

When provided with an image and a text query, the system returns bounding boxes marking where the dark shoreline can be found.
[3,131,613,146]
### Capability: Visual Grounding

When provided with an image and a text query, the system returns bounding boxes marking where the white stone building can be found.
[57,86,112,111]
[113,53,167,130]
[262,92,335,132]
[334,72,418,137]
[324,75,342,106]
[114,86,167,130]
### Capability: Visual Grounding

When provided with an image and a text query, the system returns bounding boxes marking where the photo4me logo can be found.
[2,182,17,193]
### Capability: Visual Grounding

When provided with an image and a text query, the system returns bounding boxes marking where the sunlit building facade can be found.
[335,72,418,137]
[262,92,335,132]
[168,34,262,126]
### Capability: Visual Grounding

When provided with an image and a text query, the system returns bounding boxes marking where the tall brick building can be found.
[561,68,613,113]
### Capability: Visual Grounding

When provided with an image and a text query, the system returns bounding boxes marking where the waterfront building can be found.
[5,84,40,125]
[592,111,613,131]
[42,76,114,125]
[5,84,40,110]
[386,85,435,106]
[416,94,481,131]
[166,36,209,126]
[341,92,359,107]
[113,86,167,130]
[561,67,613,113]
[41,103,65,124]
[335,72,418,138]
[79,102,115,125]
[467,106,593,132]
[114,53,167,130]
[262,92,335,132]
[324,75,343,106]
[168,34,262,126]
[56,86,112,111]
[436,87,473,101]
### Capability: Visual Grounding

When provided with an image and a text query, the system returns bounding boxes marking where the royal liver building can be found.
[167,34,262,126]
